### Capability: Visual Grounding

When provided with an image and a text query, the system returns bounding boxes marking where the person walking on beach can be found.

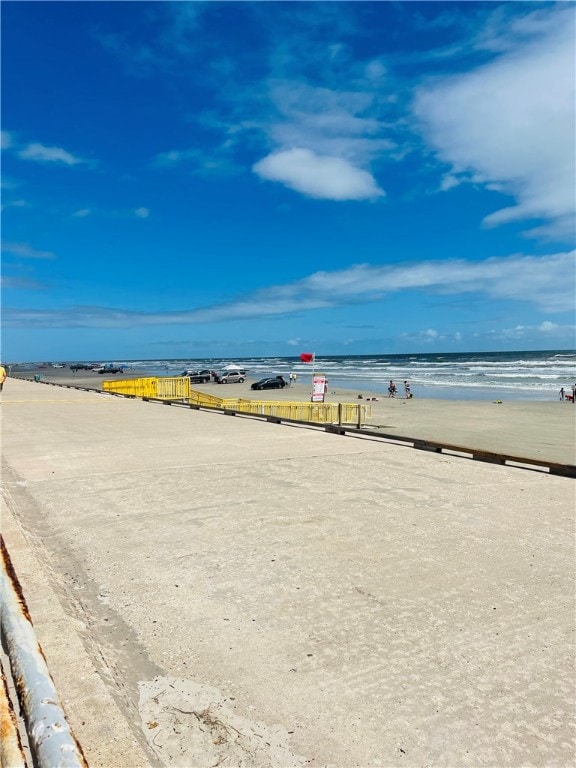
[404,380,412,399]
[559,387,565,401]
[0,364,6,392]
[388,380,396,397]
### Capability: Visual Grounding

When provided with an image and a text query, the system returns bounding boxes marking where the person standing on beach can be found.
[388,380,396,397]
[0,364,6,392]
[404,380,411,399]
[559,387,565,401]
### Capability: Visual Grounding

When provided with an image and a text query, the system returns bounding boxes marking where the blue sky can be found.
[2,1,575,362]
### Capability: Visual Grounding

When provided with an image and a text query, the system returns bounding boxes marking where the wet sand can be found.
[9,366,575,465]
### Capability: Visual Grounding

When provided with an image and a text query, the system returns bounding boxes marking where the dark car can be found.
[251,376,287,390]
[180,369,213,383]
[70,363,92,371]
[97,365,124,374]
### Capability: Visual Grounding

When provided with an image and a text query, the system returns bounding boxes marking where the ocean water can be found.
[115,349,576,401]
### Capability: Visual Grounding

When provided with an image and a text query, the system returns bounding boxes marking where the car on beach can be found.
[180,369,214,384]
[215,370,246,384]
[251,376,287,390]
[70,363,92,371]
[96,365,124,374]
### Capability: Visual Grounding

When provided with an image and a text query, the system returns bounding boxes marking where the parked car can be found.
[251,376,287,390]
[180,369,212,384]
[96,365,124,374]
[215,370,246,384]
[70,363,92,371]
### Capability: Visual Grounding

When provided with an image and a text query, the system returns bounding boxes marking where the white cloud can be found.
[1,199,28,211]
[1,131,13,150]
[439,174,461,192]
[4,251,573,328]
[249,80,394,200]
[537,321,558,333]
[152,149,200,166]
[501,320,576,340]
[0,276,47,290]
[1,241,55,259]
[71,206,150,220]
[413,6,575,238]
[253,148,384,201]
[19,142,90,166]
[0,176,22,190]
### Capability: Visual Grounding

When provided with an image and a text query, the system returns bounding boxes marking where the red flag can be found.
[300,352,314,363]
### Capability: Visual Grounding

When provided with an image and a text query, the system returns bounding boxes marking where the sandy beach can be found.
[9,365,576,465]
[1,375,574,767]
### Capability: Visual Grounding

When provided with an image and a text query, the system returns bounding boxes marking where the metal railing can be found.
[15,376,576,475]
[0,538,87,768]
[103,376,191,400]
[103,377,370,426]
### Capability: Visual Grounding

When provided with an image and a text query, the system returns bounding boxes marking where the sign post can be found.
[312,373,327,402]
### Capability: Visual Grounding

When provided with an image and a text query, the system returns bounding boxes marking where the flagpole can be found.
[312,352,315,401]
[299,352,316,400]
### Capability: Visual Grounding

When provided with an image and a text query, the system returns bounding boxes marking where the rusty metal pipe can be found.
[0,539,87,768]
[0,668,27,768]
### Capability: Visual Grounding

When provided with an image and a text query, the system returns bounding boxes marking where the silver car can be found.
[216,370,246,384]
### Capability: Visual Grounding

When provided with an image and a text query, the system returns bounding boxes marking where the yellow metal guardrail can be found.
[103,377,370,426]
[103,377,191,399]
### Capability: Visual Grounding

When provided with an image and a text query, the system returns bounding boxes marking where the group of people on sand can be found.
[559,385,576,403]
[388,380,412,398]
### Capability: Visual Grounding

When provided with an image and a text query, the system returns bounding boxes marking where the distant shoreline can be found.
[8,359,574,403]
[7,365,575,465]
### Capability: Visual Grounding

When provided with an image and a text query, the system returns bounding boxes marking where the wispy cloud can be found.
[105,5,395,201]
[3,251,573,328]
[152,147,240,176]
[1,199,29,212]
[18,142,92,167]
[1,130,13,150]
[98,2,575,222]
[249,76,396,200]
[152,149,201,166]
[499,320,576,340]
[1,241,55,259]
[1,275,48,290]
[71,206,150,219]
[413,6,575,238]
[3,130,94,167]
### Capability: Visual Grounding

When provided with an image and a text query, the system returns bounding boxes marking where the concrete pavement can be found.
[1,378,574,767]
